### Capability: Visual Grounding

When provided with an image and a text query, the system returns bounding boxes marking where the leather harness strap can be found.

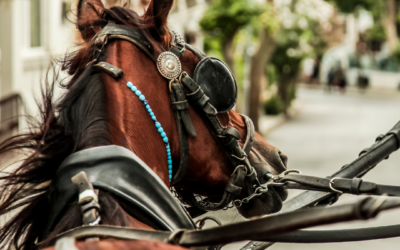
[281,174,400,196]
[169,82,191,185]
[45,196,400,247]
[240,114,255,156]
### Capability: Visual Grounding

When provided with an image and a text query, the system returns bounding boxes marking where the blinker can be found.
[193,57,237,113]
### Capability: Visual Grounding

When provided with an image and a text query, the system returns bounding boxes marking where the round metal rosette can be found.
[157,52,182,80]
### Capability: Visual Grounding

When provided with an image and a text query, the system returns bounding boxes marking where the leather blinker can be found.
[193,57,237,113]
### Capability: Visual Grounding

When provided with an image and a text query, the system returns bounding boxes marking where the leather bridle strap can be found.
[240,114,255,155]
[44,196,400,247]
[281,174,400,196]
[169,81,191,185]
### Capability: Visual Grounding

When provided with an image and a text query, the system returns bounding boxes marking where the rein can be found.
[44,195,400,248]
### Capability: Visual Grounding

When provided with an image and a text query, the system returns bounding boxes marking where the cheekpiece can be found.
[157,51,182,80]
[193,57,237,113]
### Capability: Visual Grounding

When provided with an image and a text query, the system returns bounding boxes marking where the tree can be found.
[326,0,397,52]
[200,0,264,77]
[248,1,279,131]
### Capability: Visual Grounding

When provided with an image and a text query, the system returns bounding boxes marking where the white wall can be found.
[0,0,76,117]
[0,0,206,120]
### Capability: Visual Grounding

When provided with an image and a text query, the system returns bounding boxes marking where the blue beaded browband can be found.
[126,81,173,181]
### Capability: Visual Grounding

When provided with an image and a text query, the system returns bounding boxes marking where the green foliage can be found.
[263,94,283,115]
[270,16,327,79]
[365,23,386,41]
[393,42,400,63]
[200,0,265,42]
[325,0,376,13]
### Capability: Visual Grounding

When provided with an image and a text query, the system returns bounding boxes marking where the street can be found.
[215,87,400,250]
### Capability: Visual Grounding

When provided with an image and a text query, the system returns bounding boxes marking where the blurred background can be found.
[2,0,400,249]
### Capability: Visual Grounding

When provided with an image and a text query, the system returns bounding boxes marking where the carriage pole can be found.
[243,120,400,250]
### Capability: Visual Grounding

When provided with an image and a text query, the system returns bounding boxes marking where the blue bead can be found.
[168,165,173,169]
[139,95,145,101]
[155,122,161,128]
[167,153,171,157]
[127,82,133,88]
[168,156,171,160]
[149,112,154,116]
[135,90,141,96]
[167,148,171,152]
[161,132,166,138]
[169,170,173,174]
[158,127,164,133]
[143,100,148,106]
[148,108,152,112]
[131,86,137,92]
[166,145,170,149]
[163,137,168,143]
[152,115,156,121]
[169,175,172,179]
[145,105,150,110]
[168,160,172,164]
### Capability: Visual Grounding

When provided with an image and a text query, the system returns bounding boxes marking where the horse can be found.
[0,1,288,249]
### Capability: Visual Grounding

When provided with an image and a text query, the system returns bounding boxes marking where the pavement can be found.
[203,86,400,250]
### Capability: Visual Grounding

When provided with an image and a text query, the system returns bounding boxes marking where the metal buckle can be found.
[231,165,248,176]
[231,153,247,161]
[277,169,302,179]
[169,78,183,93]
[329,177,344,194]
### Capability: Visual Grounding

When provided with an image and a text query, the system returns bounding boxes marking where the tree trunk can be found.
[248,29,276,132]
[382,0,398,51]
[221,32,237,78]
[278,76,294,117]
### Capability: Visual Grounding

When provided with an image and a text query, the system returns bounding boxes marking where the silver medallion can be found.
[157,51,182,80]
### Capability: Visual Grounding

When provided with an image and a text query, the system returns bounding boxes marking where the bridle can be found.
[88,21,267,214]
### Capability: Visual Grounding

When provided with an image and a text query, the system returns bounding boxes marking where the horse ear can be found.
[144,0,174,37]
[77,0,105,41]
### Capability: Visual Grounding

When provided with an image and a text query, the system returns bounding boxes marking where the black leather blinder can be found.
[193,57,237,113]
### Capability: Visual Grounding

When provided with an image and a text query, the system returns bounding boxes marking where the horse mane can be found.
[0,5,171,250]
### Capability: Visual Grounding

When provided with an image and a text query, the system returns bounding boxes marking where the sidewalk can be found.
[259,99,302,137]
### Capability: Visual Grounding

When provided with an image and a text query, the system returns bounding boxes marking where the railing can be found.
[0,94,22,169]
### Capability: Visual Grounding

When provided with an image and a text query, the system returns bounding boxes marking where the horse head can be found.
[0,1,288,249]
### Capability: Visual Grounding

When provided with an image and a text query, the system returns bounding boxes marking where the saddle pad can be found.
[44,145,195,238]
[193,57,237,113]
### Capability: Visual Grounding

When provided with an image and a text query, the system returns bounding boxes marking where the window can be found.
[30,0,41,47]
[61,1,70,24]
[184,31,197,45]
[186,0,197,8]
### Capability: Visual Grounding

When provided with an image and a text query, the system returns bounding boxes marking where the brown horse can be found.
[0,1,288,249]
